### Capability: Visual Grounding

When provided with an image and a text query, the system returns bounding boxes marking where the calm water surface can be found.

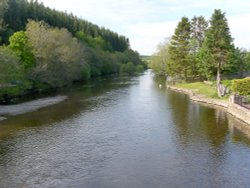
[0,71,250,188]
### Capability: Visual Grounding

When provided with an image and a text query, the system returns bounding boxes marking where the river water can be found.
[0,70,250,188]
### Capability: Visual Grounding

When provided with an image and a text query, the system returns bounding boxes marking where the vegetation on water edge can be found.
[176,82,218,98]
[0,0,146,104]
[174,77,250,99]
[149,9,250,98]
[231,78,250,96]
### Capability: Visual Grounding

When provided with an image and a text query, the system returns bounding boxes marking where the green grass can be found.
[176,82,218,98]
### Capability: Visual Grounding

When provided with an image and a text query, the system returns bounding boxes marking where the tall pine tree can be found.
[190,16,208,54]
[0,0,8,42]
[169,17,191,80]
[190,16,208,78]
[201,9,233,97]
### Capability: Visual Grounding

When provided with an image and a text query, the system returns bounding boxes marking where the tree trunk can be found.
[216,62,222,97]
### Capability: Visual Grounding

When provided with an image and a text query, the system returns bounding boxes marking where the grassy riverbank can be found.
[175,82,230,100]
[176,82,217,98]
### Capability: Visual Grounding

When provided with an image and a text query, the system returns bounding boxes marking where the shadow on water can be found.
[164,89,250,188]
[227,114,250,146]
[0,70,250,188]
[166,90,228,147]
[0,75,138,141]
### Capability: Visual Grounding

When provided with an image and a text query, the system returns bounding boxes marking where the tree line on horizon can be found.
[0,0,129,52]
[0,0,145,103]
[150,9,250,97]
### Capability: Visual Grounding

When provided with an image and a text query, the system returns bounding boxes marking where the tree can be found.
[9,31,35,69]
[245,51,250,71]
[0,46,24,85]
[201,9,233,97]
[190,16,208,51]
[196,44,214,79]
[0,0,8,42]
[190,16,208,78]
[225,47,244,77]
[120,62,135,75]
[26,20,86,87]
[169,17,192,80]
[123,49,142,65]
[2,0,130,51]
[149,39,171,76]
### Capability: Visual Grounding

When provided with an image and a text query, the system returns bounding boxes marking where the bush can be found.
[120,62,135,75]
[232,78,250,95]
[81,64,91,81]
[135,64,145,73]
[222,79,232,87]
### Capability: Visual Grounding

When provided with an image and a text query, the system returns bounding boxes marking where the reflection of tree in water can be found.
[166,90,191,147]
[167,90,229,147]
[202,108,228,148]
[227,114,250,146]
[0,75,135,140]
[166,90,236,183]
[167,91,234,184]
[153,75,166,87]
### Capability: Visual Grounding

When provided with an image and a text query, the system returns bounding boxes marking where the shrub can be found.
[231,78,250,95]
[120,62,135,75]
[135,64,145,73]
[81,64,91,81]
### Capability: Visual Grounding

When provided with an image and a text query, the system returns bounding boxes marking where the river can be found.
[0,70,250,188]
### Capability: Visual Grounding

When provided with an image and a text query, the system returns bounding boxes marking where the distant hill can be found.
[140,55,151,62]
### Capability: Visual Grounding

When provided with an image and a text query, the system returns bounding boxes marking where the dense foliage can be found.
[1,0,129,52]
[150,9,250,97]
[169,17,192,80]
[149,40,170,76]
[200,10,233,97]
[0,0,145,103]
[0,46,24,84]
[232,78,250,96]
[26,20,86,88]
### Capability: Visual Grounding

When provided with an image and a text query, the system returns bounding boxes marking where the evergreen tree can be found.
[0,0,8,42]
[191,16,208,51]
[201,9,233,97]
[227,47,250,77]
[2,0,130,52]
[169,17,191,80]
[190,16,208,78]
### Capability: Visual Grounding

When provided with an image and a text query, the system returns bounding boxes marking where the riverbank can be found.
[167,85,250,128]
[0,95,67,121]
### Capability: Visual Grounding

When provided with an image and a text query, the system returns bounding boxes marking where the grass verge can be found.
[175,82,218,98]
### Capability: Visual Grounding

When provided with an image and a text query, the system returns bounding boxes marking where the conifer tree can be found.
[190,16,208,78]
[201,9,233,97]
[0,0,8,42]
[169,17,191,80]
[190,16,208,54]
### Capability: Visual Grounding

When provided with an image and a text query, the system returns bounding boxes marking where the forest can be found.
[150,9,250,97]
[0,0,145,103]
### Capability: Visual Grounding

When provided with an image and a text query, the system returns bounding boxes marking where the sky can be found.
[38,0,250,55]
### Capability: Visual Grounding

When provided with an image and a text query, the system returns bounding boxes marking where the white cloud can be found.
[126,22,177,38]
[125,21,177,55]
[38,0,154,26]
[228,14,250,50]
[38,0,250,55]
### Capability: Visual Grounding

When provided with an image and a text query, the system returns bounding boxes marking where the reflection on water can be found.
[0,70,250,188]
